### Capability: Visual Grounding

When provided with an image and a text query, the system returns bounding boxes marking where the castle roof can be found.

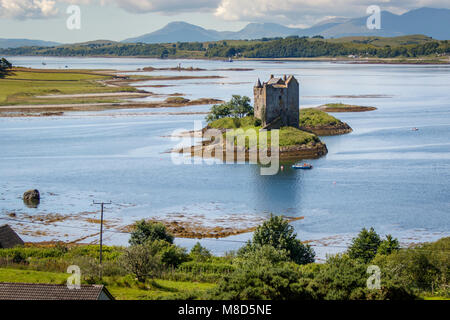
[267,77,284,85]
[254,75,297,88]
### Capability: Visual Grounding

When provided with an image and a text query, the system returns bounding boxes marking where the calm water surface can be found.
[1,57,449,258]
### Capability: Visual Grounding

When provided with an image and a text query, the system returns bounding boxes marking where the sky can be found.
[1,0,450,43]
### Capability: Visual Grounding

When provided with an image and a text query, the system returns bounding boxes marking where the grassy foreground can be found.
[0,268,215,300]
[0,68,137,106]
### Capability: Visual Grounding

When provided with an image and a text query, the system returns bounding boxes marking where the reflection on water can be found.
[1,56,449,257]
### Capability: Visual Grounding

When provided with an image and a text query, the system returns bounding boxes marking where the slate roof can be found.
[0,282,114,300]
[267,77,284,85]
[0,225,24,249]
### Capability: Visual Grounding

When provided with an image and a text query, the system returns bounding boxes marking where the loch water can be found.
[1,56,449,258]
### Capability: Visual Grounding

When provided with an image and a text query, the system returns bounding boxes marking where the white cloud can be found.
[0,0,59,19]
[1,0,449,23]
[112,0,220,14]
[214,0,450,25]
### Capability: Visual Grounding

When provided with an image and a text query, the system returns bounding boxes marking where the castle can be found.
[253,75,299,129]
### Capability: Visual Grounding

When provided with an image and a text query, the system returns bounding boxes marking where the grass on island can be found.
[319,103,376,111]
[323,103,360,109]
[0,267,215,300]
[208,116,320,148]
[0,68,137,106]
[299,108,342,127]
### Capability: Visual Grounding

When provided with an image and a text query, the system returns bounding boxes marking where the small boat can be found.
[292,163,313,170]
[412,127,419,131]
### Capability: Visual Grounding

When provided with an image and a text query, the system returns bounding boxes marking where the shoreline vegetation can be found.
[120,216,304,239]
[0,67,224,117]
[1,35,449,64]
[0,218,448,300]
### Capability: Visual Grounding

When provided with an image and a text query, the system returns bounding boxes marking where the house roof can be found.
[0,282,114,300]
[0,225,24,249]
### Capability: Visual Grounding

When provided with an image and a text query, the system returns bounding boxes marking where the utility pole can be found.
[93,200,111,279]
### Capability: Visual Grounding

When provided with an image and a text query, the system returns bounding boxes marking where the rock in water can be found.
[23,189,40,208]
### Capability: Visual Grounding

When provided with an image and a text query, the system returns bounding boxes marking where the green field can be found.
[0,268,215,300]
[0,233,448,300]
[0,68,137,106]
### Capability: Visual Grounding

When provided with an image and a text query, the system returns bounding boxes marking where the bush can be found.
[348,228,400,263]
[240,215,315,265]
[158,243,188,268]
[178,261,234,274]
[372,237,450,295]
[296,254,416,300]
[129,220,174,246]
[189,242,212,262]
[122,242,164,283]
[378,235,400,255]
[348,227,381,263]
[207,246,305,300]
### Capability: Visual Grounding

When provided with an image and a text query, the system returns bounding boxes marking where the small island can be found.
[177,75,353,161]
[317,103,377,113]
[299,108,353,136]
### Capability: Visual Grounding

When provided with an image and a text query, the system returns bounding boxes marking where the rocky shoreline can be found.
[174,129,328,161]
[0,98,223,117]
[299,122,353,136]
[121,216,304,239]
[317,104,377,113]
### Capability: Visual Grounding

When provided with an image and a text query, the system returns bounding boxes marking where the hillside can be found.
[2,34,449,61]
[122,7,450,44]
[0,38,59,49]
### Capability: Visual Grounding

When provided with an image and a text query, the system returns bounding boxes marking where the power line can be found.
[92,200,111,279]
[0,216,449,252]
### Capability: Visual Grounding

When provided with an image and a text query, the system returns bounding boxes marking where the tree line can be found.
[205,37,450,58]
[1,37,449,59]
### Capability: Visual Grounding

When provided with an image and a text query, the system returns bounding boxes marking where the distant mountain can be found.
[124,21,223,43]
[0,38,59,49]
[123,7,450,43]
[317,8,450,39]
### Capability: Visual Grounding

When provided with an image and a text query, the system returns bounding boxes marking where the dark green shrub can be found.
[129,220,174,245]
[348,227,381,263]
[240,214,315,265]
[189,242,212,262]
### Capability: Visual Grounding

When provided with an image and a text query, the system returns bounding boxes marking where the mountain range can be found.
[0,38,59,49]
[123,7,450,43]
[0,7,449,49]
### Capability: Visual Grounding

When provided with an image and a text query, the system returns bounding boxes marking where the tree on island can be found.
[206,95,253,122]
[0,58,13,79]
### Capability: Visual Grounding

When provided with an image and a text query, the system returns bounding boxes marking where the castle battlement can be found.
[254,75,299,129]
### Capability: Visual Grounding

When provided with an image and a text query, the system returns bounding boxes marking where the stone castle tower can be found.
[253,75,299,129]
